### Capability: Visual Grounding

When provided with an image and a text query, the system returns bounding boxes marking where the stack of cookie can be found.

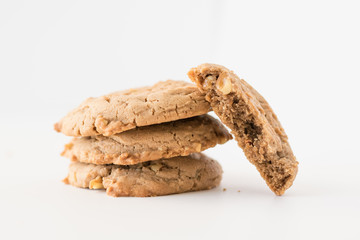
[55,80,232,197]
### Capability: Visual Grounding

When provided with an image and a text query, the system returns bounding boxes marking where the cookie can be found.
[188,63,298,196]
[54,80,211,137]
[62,115,232,165]
[63,153,223,197]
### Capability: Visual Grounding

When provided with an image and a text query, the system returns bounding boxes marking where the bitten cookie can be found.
[64,153,223,197]
[54,80,211,137]
[62,115,232,165]
[188,63,298,196]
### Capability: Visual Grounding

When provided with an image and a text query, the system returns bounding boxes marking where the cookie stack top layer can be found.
[54,80,211,137]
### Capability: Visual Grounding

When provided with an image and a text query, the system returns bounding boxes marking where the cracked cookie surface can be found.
[62,114,232,165]
[54,80,211,137]
[188,63,298,196]
[64,153,223,197]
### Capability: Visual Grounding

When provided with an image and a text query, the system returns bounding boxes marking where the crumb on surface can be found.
[223,188,227,191]
[62,177,69,184]
[237,190,240,192]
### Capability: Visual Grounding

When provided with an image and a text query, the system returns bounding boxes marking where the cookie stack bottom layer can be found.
[64,153,223,197]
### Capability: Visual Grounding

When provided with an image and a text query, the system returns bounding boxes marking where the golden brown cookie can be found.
[62,115,232,165]
[188,63,298,196]
[64,153,223,197]
[55,80,211,137]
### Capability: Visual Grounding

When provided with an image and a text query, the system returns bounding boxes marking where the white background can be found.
[1,0,359,239]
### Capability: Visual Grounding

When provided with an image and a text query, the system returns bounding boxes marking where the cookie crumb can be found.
[223,188,227,191]
[62,177,69,184]
[237,190,240,192]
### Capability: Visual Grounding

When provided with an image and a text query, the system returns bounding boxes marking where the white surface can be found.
[1,1,360,239]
